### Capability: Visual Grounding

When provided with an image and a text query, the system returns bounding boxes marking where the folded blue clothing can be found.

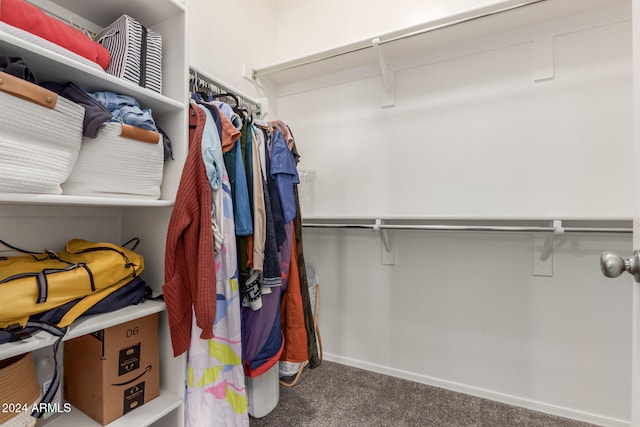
[89,91,158,131]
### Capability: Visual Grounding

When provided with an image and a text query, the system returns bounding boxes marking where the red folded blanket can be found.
[0,0,110,70]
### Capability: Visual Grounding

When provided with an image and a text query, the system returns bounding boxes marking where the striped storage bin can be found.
[0,71,84,195]
[62,122,164,199]
[97,15,162,93]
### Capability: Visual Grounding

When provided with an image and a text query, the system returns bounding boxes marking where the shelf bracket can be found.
[532,220,563,276]
[241,64,277,103]
[372,38,395,108]
[374,219,396,265]
[532,35,555,82]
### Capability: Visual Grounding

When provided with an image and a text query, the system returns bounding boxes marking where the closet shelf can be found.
[43,389,182,427]
[0,193,174,207]
[0,300,166,361]
[250,0,628,90]
[0,29,183,114]
[43,0,185,29]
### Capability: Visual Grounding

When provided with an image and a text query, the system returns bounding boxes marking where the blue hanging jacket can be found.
[270,129,300,224]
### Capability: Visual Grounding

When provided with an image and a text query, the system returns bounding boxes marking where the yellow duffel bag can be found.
[0,238,144,329]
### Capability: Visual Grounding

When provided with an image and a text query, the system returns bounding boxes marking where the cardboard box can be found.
[63,314,159,425]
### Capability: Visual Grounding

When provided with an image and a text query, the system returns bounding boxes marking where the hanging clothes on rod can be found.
[165,65,320,424]
[189,66,264,119]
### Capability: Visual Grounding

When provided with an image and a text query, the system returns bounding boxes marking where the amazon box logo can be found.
[123,382,145,415]
[118,343,141,376]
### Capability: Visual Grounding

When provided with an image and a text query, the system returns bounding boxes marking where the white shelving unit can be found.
[0,1,188,426]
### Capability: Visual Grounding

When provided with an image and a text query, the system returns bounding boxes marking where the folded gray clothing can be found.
[0,55,37,83]
[42,81,112,138]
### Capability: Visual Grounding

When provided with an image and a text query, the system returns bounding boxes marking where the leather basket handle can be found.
[0,71,57,109]
[120,124,160,144]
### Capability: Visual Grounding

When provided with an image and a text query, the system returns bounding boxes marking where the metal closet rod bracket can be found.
[533,219,565,277]
[371,38,395,108]
[373,219,396,265]
[540,219,564,261]
[373,219,391,252]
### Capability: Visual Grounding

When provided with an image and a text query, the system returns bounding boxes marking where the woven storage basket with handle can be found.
[0,353,40,426]
[0,71,84,195]
[62,122,164,199]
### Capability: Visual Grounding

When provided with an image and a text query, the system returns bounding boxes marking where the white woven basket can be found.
[0,72,84,195]
[62,122,164,199]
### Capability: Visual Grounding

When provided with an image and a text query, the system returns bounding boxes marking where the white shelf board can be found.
[0,300,166,360]
[0,193,174,207]
[0,30,184,114]
[252,0,628,88]
[42,389,182,427]
[45,0,185,28]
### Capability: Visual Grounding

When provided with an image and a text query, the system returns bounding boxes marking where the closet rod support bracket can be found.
[533,233,553,277]
[532,35,555,82]
[241,64,277,103]
[372,38,395,108]
[533,220,562,277]
[374,219,396,265]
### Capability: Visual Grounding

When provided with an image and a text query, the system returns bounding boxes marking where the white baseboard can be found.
[323,353,629,427]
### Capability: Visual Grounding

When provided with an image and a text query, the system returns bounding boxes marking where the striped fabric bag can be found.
[97,15,162,93]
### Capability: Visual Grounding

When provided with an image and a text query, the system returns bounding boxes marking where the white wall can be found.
[187,0,279,116]
[279,7,632,218]
[303,229,632,425]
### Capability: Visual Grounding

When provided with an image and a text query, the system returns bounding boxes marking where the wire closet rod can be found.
[252,0,547,78]
[302,222,632,234]
[189,65,265,117]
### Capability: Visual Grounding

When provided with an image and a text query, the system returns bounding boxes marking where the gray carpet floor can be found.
[249,361,599,427]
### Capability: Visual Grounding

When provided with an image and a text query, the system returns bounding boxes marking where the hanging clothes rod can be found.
[189,65,266,118]
[302,221,632,234]
[251,0,547,78]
